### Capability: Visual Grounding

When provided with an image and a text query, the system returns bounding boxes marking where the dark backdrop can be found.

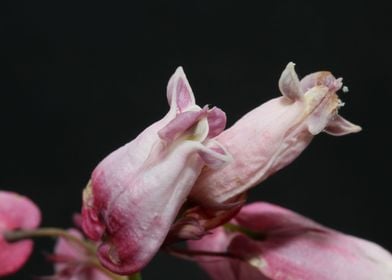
[1,1,391,279]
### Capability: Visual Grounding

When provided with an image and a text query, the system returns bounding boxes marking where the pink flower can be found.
[49,229,113,280]
[190,62,361,207]
[0,191,41,277]
[82,67,231,274]
[188,202,392,280]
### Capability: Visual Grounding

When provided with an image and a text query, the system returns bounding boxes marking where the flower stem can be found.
[3,227,95,253]
[224,223,266,240]
[128,272,142,280]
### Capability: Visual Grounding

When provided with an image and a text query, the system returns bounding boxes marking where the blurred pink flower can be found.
[190,62,361,207]
[188,202,392,280]
[82,67,231,274]
[0,191,41,277]
[48,229,113,280]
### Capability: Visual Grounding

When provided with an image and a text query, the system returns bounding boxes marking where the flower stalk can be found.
[4,228,94,253]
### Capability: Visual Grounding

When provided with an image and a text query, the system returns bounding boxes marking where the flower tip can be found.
[351,124,362,133]
[287,61,296,68]
[175,66,185,74]
[167,66,196,112]
[279,62,303,101]
[324,115,362,136]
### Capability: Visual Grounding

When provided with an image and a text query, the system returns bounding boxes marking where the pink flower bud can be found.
[191,62,361,207]
[188,202,392,280]
[0,191,41,277]
[81,67,231,274]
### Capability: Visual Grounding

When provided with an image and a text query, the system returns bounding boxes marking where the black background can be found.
[1,1,391,279]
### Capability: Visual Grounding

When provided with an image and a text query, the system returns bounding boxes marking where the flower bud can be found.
[191,62,361,206]
[82,67,231,274]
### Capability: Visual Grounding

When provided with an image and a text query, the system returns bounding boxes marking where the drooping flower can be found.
[188,202,392,280]
[0,191,41,277]
[190,62,361,207]
[48,228,117,280]
[82,67,231,274]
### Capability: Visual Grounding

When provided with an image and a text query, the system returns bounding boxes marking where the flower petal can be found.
[278,62,303,101]
[324,115,362,136]
[167,66,196,112]
[207,107,227,138]
[0,191,41,277]
[189,202,392,280]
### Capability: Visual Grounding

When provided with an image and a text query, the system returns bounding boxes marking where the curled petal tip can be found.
[198,140,233,169]
[174,66,185,75]
[279,62,303,101]
[167,67,196,111]
[206,106,227,138]
[324,115,362,136]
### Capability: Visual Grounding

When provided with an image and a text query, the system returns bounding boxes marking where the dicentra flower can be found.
[190,62,361,207]
[188,202,392,280]
[82,67,231,274]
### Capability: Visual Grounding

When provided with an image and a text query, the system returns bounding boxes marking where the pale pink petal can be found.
[206,107,227,138]
[188,227,235,280]
[190,95,310,206]
[166,66,196,112]
[229,229,392,280]
[278,62,303,101]
[324,115,362,136]
[188,202,392,280]
[158,109,208,142]
[233,202,325,233]
[197,140,232,169]
[300,71,339,92]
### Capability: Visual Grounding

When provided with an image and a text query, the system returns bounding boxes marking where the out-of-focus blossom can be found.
[82,67,231,274]
[190,62,361,207]
[0,191,41,277]
[48,229,115,280]
[188,202,392,280]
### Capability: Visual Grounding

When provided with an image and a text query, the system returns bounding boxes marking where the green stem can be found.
[128,272,142,280]
[4,228,96,254]
[224,223,266,240]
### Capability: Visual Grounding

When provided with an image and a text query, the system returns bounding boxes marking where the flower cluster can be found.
[1,63,391,280]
